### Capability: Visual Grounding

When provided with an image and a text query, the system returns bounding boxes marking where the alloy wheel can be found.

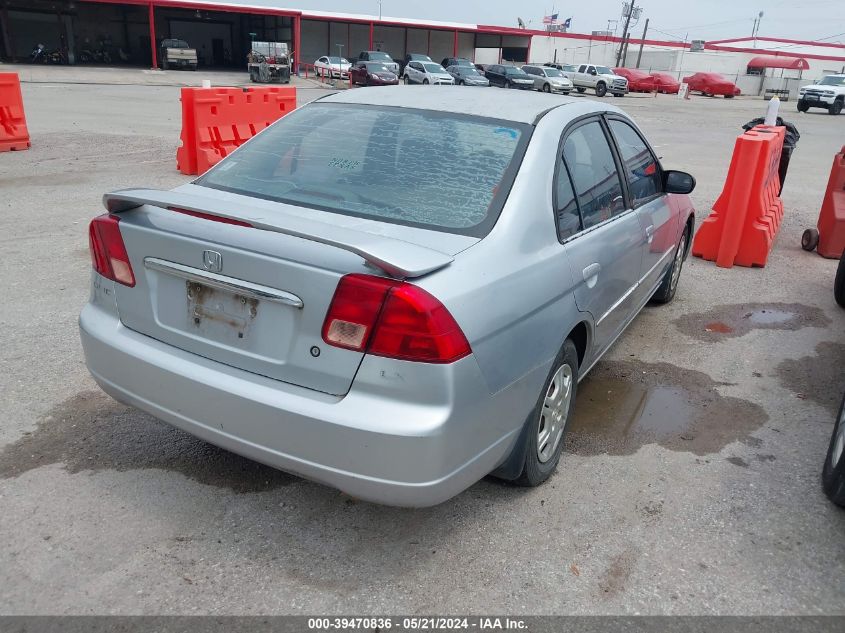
[537,364,573,463]
[670,233,687,294]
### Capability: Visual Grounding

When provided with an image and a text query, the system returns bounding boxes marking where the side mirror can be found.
[664,170,696,194]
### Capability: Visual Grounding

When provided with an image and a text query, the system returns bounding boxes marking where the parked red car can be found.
[613,68,654,92]
[682,72,740,98]
[649,72,681,94]
[350,61,399,86]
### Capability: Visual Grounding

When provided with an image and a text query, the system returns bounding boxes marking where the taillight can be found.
[168,207,253,227]
[321,274,471,364]
[88,214,135,287]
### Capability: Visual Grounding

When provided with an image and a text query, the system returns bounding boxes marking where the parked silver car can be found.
[80,88,696,507]
[403,61,454,85]
[522,64,573,94]
[446,64,490,87]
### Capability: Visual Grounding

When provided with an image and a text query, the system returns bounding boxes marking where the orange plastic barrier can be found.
[176,85,296,175]
[0,73,31,152]
[691,125,785,268]
[816,146,845,259]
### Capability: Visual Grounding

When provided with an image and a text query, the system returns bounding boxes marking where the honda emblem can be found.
[202,250,223,273]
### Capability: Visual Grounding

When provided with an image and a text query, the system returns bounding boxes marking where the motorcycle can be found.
[78,47,112,64]
[44,49,67,64]
[30,43,46,64]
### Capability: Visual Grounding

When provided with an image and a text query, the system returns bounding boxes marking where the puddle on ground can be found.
[776,342,845,413]
[567,360,768,456]
[0,391,297,493]
[675,303,829,341]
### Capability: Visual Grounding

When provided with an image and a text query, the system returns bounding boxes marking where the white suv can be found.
[798,75,845,115]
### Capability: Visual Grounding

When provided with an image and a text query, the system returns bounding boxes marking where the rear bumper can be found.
[79,303,524,507]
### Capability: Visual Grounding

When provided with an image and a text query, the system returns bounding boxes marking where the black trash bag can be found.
[742,116,800,147]
[742,116,800,194]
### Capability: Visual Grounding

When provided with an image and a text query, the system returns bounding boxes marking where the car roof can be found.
[320,86,594,124]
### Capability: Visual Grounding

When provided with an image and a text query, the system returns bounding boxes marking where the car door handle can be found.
[645,224,655,244]
[583,263,601,288]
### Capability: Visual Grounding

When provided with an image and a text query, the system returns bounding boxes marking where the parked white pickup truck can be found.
[570,63,628,97]
[797,74,845,115]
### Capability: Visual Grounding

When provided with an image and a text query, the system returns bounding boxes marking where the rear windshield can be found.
[368,52,392,61]
[197,103,531,236]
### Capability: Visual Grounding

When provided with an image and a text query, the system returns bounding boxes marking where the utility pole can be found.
[635,17,649,68]
[615,2,636,67]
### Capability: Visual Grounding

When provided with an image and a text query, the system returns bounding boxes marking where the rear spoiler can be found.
[103,188,454,279]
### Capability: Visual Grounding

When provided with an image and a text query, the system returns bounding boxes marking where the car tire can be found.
[823,390,845,506]
[725,94,735,99]
[576,87,586,93]
[595,82,607,97]
[830,100,843,115]
[652,227,689,304]
[802,228,820,252]
[543,83,551,93]
[613,93,624,97]
[834,250,845,308]
[457,79,464,86]
[513,339,579,487]
[797,101,809,113]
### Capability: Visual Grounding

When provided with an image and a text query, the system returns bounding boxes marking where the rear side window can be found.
[198,103,531,237]
[562,121,626,229]
[578,65,586,72]
[608,119,662,206]
[555,164,581,241]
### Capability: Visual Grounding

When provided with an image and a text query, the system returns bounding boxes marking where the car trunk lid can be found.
[105,186,476,395]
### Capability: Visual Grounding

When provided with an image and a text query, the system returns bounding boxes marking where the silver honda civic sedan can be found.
[80,87,696,506]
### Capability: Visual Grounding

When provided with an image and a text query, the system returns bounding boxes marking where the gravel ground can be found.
[0,67,843,615]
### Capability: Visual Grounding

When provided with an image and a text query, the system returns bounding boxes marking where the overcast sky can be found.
[258,0,844,43]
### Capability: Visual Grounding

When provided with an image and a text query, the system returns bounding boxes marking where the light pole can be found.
[752,11,764,40]
[378,1,382,21]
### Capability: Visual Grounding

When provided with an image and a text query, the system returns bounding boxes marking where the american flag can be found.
[542,13,559,25]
